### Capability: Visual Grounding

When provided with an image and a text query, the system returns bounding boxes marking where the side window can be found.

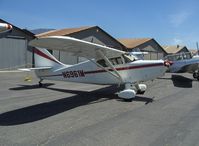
[110,58,117,65]
[116,57,123,64]
[110,57,123,65]
[97,57,123,67]
[97,59,107,67]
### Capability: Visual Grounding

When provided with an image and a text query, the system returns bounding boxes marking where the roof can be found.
[162,45,188,54]
[36,26,93,38]
[36,26,126,50]
[117,38,152,48]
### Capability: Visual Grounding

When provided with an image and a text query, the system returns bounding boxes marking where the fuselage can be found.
[35,59,166,85]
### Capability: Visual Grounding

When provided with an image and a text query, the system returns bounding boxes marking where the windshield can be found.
[165,52,192,61]
[123,54,136,63]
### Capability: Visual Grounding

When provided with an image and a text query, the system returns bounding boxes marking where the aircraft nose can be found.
[164,60,173,67]
[6,24,12,30]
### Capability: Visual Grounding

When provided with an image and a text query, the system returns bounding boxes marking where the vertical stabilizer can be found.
[33,48,66,69]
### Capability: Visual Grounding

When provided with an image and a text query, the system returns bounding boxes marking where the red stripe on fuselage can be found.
[84,63,163,74]
[33,48,61,64]
[39,63,164,78]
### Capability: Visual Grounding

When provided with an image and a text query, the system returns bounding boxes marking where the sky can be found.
[0,0,199,49]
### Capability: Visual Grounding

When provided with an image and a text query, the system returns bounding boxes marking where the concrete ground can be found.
[0,72,199,146]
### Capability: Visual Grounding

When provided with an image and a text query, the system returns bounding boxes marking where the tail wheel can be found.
[39,82,43,87]
[39,79,43,87]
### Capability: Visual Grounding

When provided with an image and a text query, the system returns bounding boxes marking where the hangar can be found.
[36,26,126,64]
[162,45,190,55]
[0,19,35,70]
[118,38,167,60]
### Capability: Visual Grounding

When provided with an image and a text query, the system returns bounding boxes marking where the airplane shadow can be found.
[171,74,193,88]
[9,83,55,90]
[117,96,154,104]
[0,85,153,126]
[159,74,193,88]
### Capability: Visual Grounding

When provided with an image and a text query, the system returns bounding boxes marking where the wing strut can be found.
[96,50,123,85]
[89,59,120,80]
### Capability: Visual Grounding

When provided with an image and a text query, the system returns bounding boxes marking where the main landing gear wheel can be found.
[136,84,147,95]
[118,83,147,101]
[137,90,145,95]
[118,87,136,102]
[197,76,199,81]
[39,79,43,87]
[193,72,199,81]
[123,98,133,102]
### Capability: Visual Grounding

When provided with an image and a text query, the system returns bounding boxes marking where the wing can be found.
[178,63,199,73]
[29,36,126,60]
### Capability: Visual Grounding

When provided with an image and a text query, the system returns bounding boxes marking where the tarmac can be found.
[0,72,199,146]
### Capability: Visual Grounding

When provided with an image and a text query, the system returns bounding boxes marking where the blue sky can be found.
[0,0,199,49]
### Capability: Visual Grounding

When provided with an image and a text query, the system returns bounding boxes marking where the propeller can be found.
[164,60,173,67]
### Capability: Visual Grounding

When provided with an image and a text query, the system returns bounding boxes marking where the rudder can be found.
[33,48,65,69]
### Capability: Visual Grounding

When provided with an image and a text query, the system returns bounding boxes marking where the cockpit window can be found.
[97,57,124,67]
[165,52,192,61]
[97,59,107,67]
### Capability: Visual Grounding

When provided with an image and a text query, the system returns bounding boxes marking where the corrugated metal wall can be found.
[0,38,27,69]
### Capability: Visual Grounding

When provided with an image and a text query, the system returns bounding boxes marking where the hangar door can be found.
[0,38,27,69]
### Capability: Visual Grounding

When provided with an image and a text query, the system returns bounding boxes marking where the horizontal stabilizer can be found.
[18,67,52,72]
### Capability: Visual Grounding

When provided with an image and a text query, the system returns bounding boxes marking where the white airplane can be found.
[164,52,199,80]
[26,36,169,101]
[0,23,12,33]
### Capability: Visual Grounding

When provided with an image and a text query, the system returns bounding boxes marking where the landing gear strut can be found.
[39,79,43,87]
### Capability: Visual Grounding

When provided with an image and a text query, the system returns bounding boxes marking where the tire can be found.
[123,98,133,102]
[39,82,43,87]
[197,75,199,81]
[137,90,145,95]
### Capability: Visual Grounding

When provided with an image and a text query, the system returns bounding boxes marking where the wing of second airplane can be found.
[29,36,125,60]
[178,62,199,73]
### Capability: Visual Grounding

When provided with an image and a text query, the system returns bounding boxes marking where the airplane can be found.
[24,36,169,101]
[164,52,199,80]
[0,23,12,33]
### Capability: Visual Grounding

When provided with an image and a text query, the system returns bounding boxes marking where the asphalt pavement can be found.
[0,72,199,146]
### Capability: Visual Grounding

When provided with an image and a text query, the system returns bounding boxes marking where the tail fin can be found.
[33,48,65,69]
